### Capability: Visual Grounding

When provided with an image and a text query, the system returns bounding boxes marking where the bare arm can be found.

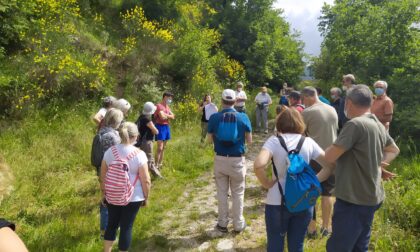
[166,110,175,119]
[254,149,277,189]
[0,228,28,252]
[207,133,214,144]
[138,163,151,202]
[198,103,205,113]
[381,142,400,180]
[92,112,103,125]
[246,132,252,144]
[315,153,336,182]
[100,160,107,197]
[146,121,159,135]
[324,144,346,164]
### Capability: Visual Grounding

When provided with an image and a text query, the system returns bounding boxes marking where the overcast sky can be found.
[273,0,335,56]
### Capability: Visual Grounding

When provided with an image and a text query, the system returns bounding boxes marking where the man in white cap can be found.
[207,89,252,234]
[135,102,162,178]
[234,81,248,113]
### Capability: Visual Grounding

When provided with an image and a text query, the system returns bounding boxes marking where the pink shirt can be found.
[154,103,171,125]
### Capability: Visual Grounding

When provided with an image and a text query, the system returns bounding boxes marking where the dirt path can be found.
[146,133,270,251]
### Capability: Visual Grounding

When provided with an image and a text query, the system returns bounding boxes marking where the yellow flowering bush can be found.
[120,6,174,56]
[172,94,199,127]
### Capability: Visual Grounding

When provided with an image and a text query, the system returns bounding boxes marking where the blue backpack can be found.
[272,135,321,212]
[216,111,239,146]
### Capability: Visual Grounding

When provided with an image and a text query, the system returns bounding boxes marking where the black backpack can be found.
[91,133,104,168]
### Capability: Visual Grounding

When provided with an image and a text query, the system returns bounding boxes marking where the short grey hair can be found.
[103,96,116,109]
[343,74,356,84]
[374,80,388,89]
[330,87,342,96]
[346,84,372,108]
[104,108,124,129]
[301,86,318,97]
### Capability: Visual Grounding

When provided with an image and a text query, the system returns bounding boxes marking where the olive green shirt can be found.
[334,113,394,206]
[302,101,338,150]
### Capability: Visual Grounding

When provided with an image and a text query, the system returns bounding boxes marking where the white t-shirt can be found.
[204,103,218,120]
[255,92,272,105]
[262,134,323,205]
[103,144,148,202]
[96,107,107,120]
[235,90,248,107]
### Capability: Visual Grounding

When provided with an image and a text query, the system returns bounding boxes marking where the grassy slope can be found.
[0,99,418,251]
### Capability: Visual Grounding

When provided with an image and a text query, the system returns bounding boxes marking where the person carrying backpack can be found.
[254,107,332,252]
[101,122,151,252]
[135,102,162,178]
[91,108,124,238]
[207,89,252,233]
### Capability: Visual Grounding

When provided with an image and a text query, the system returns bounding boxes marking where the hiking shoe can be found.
[307,230,318,239]
[150,167,163,179]
[216,224,228,233]
[320,227,330,237]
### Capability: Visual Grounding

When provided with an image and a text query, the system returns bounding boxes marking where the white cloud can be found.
[274,0,334,56]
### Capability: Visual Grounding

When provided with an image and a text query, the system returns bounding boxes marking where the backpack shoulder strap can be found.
[125,148,140,162]
[271,158,286,206]
[111,145,121,160]
[277,135,289,153]
[294,136,306,154]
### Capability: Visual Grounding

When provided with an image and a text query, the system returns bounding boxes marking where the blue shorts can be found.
[155,124,171,141]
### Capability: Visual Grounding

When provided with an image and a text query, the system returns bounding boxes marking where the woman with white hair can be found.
[371,80,394,131]
[0,156,28,252]
[114,98,131,117]
[101,122,151,252]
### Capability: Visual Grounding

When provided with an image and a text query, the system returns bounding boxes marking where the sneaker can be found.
[216,224,228,233]
[320,227,330,237]
[234,223,247,234]
[307,230,318,239]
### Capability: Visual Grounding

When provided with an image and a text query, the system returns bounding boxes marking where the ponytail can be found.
[118,122,139,144]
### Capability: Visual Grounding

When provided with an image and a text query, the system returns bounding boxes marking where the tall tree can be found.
[209,0,304,87]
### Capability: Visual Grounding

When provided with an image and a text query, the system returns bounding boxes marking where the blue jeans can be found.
[327,199,382,252]
[104,201,143,251]
[100,203,108,231]
[265,204,313,252]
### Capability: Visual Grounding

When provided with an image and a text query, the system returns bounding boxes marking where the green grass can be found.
[0,101,213,251]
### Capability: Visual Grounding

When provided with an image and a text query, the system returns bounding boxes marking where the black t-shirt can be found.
[136,115,154,141]
[0,219,15,231]
[200,103,207,122]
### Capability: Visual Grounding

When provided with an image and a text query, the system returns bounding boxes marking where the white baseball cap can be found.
[222,89,236,101]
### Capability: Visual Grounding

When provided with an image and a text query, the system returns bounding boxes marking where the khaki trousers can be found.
[139,139,156,171]
[214,155,246,230]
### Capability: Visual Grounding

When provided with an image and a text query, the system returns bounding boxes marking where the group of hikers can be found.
[87,72,399,252]
[0,72,399,252]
